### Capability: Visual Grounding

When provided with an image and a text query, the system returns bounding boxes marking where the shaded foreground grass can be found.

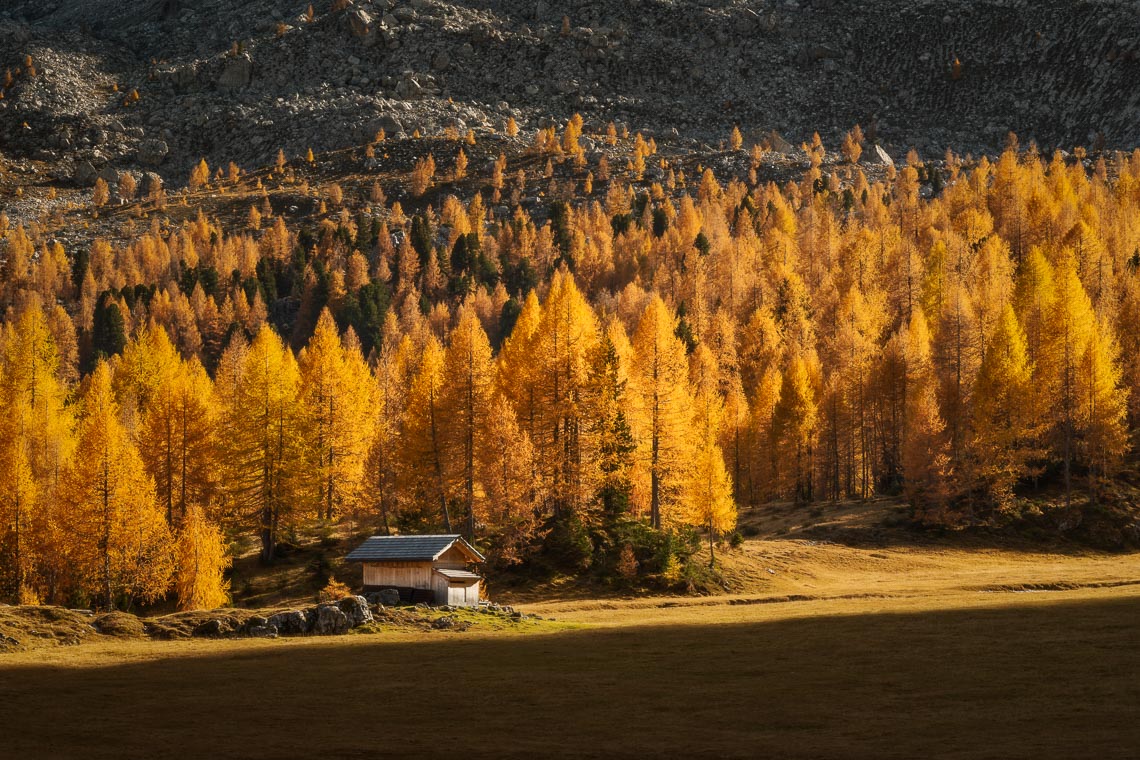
[2,594,1138,759]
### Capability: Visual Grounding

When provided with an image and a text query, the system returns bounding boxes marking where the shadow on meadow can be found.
[2,595,1138,759]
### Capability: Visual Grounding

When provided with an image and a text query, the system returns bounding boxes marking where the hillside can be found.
[3,0,1140,187]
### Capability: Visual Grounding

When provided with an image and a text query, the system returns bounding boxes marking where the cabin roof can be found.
[345,534,485,563]
[434,568,481,582]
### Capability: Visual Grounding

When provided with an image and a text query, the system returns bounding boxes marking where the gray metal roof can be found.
[435,568,481,581]
[345,534,485,562]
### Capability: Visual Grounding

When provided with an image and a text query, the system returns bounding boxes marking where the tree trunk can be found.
[429,388,452,532]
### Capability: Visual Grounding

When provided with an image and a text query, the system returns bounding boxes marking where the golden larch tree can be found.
[441,302,497,539]
[532,270,601,515]
[217,328,307,562]
[174,504,230,610]
[400,335,452,531]
[139,355,219,525]
[970,303,1037,510]
[60,362,173,609]
[630,295,694,528]
[902,309,950,518]
[686,344,735,564]
[300,310,375,521]
[772,350,819,504]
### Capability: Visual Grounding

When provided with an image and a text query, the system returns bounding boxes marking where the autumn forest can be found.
[2,121,1139,611]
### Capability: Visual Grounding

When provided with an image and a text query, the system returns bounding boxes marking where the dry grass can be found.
[4,500,1139,758]
[1,587,1138,759]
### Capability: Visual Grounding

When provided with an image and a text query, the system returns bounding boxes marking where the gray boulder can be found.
[73,161,98,186]
[312,604,349,635]
[336,596,373,628]
[97,164,120,185]
[267,610,310,635]
[348,8,373,37]
[248,615,267,625]
[136,139,169,167]
[192,619,225,638]
[248,625,278,639]
[378,588,401,607]
[218,54,253,90]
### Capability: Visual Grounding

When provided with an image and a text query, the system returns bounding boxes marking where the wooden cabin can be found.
[345,534,485,606]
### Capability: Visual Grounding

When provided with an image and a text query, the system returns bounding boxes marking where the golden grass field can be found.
[3,501,1139,759]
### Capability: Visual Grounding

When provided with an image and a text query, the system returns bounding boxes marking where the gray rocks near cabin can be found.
[193,618,226,638]
[312,604,350,635]
[267,609,310,635]
[336,596,374,628]
[246,615,278,638]
[378,588,401,607]
[178,598,370,640]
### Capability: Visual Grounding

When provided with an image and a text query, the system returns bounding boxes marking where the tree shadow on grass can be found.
[2,595,1139,759]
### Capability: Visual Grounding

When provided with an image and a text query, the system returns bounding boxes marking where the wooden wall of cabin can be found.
[435,546,472,570]
[362,561,433,590]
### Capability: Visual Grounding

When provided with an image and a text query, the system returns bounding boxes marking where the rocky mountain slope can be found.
[2,0,1139,186]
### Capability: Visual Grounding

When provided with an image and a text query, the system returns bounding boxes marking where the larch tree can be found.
[1041,255,1096,506]
[687,344,736,564]
[478,395,541,564]
[1,300,74,485]
[174,504,230,611]
[0,425,37,603]
[532,270,601,516]
[401,335,452,531]
[630,295,694,528]
[365,320,409,535]
[902,309,950,518]
[1078,317,1129,500]
[772,350,818,503]
[1013,248,1057,427]
[0,301,73,602]
[300,310,375,521]
[139,356,219,526]
[441,302,497,539]
[498,290,543,455]
[115,324,182,416]
[970,303,1036,510]
[218,327,307,563]
[60,362,173,609]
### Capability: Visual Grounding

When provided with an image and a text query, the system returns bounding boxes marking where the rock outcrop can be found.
[1,0,1138,181]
